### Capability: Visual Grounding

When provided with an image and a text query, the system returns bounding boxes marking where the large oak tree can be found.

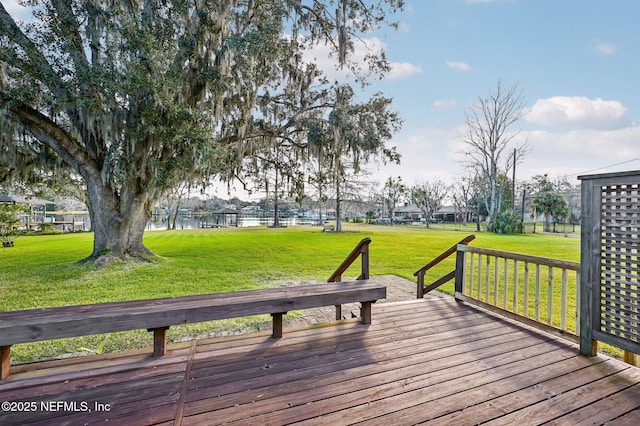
[0,0,403,262]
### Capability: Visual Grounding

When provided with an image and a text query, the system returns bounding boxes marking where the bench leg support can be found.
[271,313,285,338]
[149,327,170,357]
[335,304,342,320]
[361,302,373,324]
[1,346,10,380]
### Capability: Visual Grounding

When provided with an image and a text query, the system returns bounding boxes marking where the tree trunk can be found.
[318,186,324,225]
[166,198,173,230]
[84,174,153,263]
[335,179,342,232]
[488,168,498,229]
[273,169,280,228]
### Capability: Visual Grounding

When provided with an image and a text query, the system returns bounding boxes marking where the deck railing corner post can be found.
[417,270,425,299]
[360,239,370,280]
[454,245,465,299]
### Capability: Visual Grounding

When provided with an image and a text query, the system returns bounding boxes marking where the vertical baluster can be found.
[524,262,529,318]
[493,255,499,305]
[561,268,568,330]
[485,255,491,302]
[503,258,508,309]
[535,264,541,321]
[575,270,581,335]
[547,266,554,325]
[513,260,519,314]
[468,252,475,296]
[477,254,483,300]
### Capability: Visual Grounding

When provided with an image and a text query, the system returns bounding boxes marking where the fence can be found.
[579,170,640,364]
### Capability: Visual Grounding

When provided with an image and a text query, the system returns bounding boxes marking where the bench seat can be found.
[0,280,386,379]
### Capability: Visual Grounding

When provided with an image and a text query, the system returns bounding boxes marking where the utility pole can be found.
[521,186,526,233]
[512,148,516,210]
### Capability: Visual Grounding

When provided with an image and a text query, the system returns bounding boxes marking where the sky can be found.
[4,0,640,200]
[360,0,640,193]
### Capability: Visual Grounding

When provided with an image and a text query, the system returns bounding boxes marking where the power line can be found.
[570,157,640,177]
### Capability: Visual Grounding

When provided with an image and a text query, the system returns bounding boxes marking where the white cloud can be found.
[518,126,640,180]
[433,100,457,110]
[382,122,640,192]
[397,22,412,33]
[524,96,628,129]
[303,37,421,82]
[446,60,474,71]
[381,127,460,184]
[387,62,422,80]
[592,40,617,55]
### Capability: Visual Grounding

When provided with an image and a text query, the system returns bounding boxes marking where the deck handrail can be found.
[454,244,581,341]
[414,234,475,298]
[327,237,371,283]
[327,237,372,320]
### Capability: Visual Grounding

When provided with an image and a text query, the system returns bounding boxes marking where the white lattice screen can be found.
[599,183,640,346]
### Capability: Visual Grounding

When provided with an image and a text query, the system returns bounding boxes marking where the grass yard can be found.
[1,223,580,362]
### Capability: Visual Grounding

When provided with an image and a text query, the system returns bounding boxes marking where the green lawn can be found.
[1,224,580,362]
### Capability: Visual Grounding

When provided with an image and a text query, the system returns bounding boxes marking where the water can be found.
[146,216,310,230]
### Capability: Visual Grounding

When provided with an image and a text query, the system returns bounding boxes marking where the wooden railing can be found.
[327,237,371,319]
[414,235,475,298]
[327,237,371,283]
[454,244,581,341]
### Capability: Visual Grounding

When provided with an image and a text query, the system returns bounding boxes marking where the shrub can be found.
[489,210,523,234]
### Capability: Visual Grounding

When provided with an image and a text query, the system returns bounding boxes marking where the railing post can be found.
[413,235,475,297]
[328,237,372,283]
[454,246,465,300]
[579,177,598,356]
[360,243,370,280]
[328,238,371,320]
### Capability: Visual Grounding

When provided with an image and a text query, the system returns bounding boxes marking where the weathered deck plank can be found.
[1,290,639,425]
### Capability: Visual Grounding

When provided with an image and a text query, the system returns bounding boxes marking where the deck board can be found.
[1,293,639,425]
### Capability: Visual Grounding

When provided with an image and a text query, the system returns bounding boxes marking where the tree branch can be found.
[1,92,96,179]
[0,4,69,100]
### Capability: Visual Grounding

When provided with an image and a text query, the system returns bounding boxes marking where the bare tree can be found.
[458,80,529,231]
[383,176,406,224]
[452,175,474,226]
[411,180,449,228]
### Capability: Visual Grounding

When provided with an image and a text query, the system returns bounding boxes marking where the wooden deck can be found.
[1,294,640,425]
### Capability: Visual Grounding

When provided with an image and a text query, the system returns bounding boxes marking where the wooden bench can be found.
[322,225,335,232]
[0,280,386,380]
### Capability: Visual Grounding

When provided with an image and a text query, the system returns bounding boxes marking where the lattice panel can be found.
[599,184,640,345]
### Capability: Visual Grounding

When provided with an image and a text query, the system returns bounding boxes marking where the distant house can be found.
[394,204,422,222]
[1,195,90,231]
[393,204,473,224]
[433,206,456,222]
[0,194,15,204]
[241,205,261,215]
